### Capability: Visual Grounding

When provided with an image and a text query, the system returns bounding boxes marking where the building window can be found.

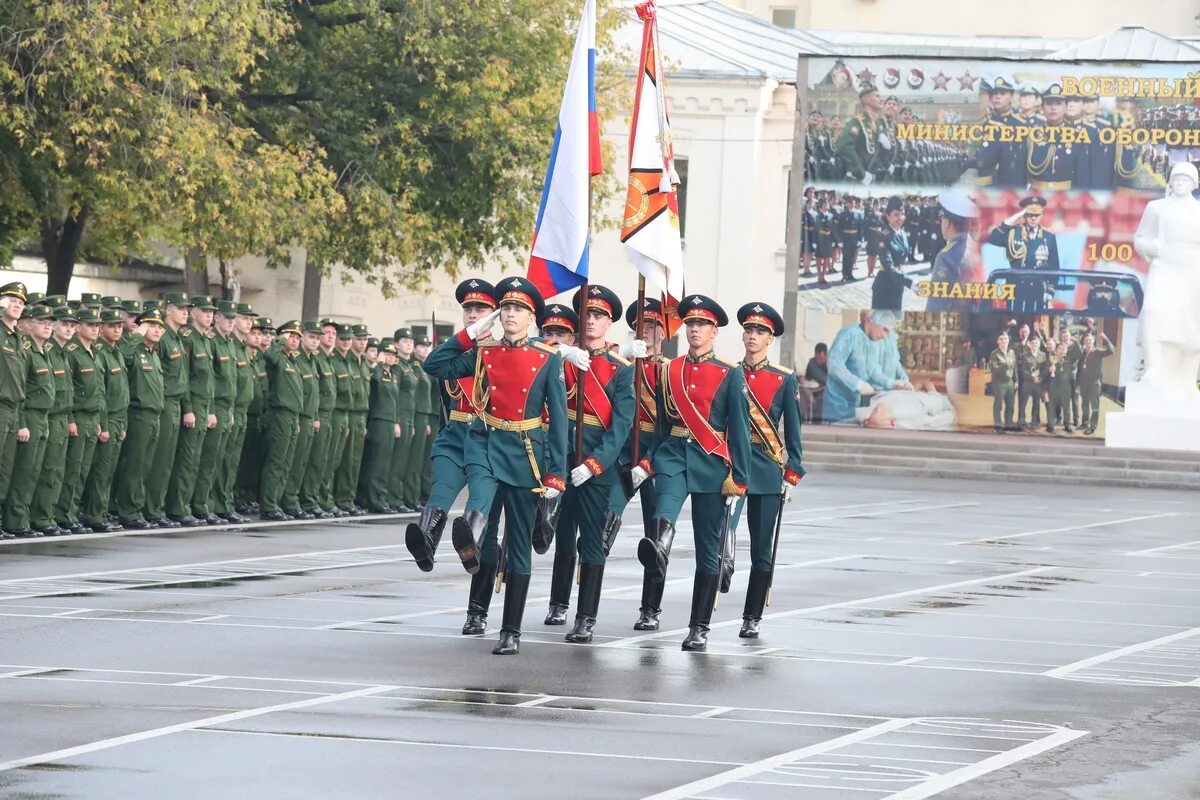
[771,7,796,28]
[675,156,689,243]
[413,323,454,343]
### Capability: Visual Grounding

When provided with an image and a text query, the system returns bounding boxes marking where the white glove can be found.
[630,466,649,490]
[781,480,793,502]
[558,344,591,371]
[570,463,594,486]
[877,131,892,149]
[862,173,875,187]
[725,495,737,507]
[620,338,648,359]
[541,487,561,501]
[465,309,500,340]
[857,381,875,396]
[1004,210,1025,227]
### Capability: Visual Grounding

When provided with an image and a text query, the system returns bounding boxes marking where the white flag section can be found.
[621,6,684,311]
[526,0,600,298]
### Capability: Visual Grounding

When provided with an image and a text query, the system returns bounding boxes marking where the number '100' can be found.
[1087,243,1133,262]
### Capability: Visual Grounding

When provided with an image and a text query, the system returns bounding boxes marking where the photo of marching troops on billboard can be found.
[793,57,1200,440]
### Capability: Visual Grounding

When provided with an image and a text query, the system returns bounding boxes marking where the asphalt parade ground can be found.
[1,473,1197,799]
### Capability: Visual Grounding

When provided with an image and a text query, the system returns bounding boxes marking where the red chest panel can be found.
[677,359,729,420]
[636,359,660,424]
[453,377,476,413]
[744,369,784,412]
[565,354,620,426]
[480,344,552,421]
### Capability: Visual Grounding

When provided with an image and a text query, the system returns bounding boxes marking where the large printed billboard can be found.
[795,57,1190,438]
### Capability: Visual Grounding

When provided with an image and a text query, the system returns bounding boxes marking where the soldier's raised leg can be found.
[406,452,465,571]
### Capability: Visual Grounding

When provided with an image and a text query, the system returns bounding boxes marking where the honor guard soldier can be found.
[362,337,400,513]
[166,295,218,527]
[635,294,751,652]
[112,308,166,529]
[0,282,27,518]
[29,303,76,536]
[988,331,1017,433]
[405,333,435,512]
[300,318,339,518]
[260,321,305,520]
[986,196,1060,314]
[236,317,272,514]
[977,77,1025,187]
[732,303,805,638]
[3,304,52,538]
[424,277,569,655]
[192,299,239,525]
[1026,84,1080,191]
[611,297,670,631]
[281,321,322,519]
[389,328,420,512]
[58,307,105,533]
[405,279,496,573]
[81,309,130,532]
[543,285,634,644]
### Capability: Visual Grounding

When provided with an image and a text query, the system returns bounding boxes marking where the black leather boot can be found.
[544,549,575,625]
[406,505,447,572]
[565,563,605,643]
[450,510,487,574]
[493,572,531,655]
[462,561,498,635]
[637,517,675,580]
[600,511,623,557]
[682,572,720,652]
[739,568,772,639]
[633,575,666,631]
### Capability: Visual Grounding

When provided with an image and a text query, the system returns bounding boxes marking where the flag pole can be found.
[630,276,646,465]
[576,186,590,469]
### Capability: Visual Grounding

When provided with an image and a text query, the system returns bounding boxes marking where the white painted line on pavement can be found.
[0,668,53,679]
[172,675,227,686]
[885,727,1088,799]
[956,513,1180,545]
[0,684,397,772]
[1044,626,1200,679]
[603,566,1053,649]
[640,719,912,800]
[1126,538,1200,557]
[513,695,560,708]
[691,707,732,719]
[799,502,982,526]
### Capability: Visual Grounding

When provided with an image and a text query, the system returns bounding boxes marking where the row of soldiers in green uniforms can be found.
[986,322,1113,436]
[0,282,438,539]
[801,191,944,283]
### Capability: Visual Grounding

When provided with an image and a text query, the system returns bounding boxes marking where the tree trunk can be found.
[184,246,209,295]
[41,205,89,296]
[302,252,322,321]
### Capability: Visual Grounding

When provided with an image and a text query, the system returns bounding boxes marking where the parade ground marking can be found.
[953,512,1181,546]
[601,566,1054,649]
[1043,625,1200,685]
[641,718,1088,800]
[1126,538,1200,557]
[0,684,397,772]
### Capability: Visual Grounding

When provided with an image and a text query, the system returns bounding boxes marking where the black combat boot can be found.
[681,572,720,652]
[637,517,675,580]
[633,575,666,631]
[462,561,498,635]
[739,568,772,639]
[450,510,487,574]
[406,505,447,572]
[544,549,575,625]
[600,511,622,557]
[492,572,531,655]
[565,564,605,644]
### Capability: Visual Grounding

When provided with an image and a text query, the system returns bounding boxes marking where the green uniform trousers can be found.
[1018,384,1042,427]
[991,383,1015,429]
[3,410,49,531]
[335,412,366,510]
[260,409,299,513]
[30,413,70,529]
[654,474,726,575]
[1081,385,1102,430]
[736,494,780,571]
[426,455,467,511]
[281,415,314,512]
[324,410,350,510]
[217,410,248,514]
[193,402,232,516]
[554,482,611,566]
[387,412,416,506]
[57,410,100,524]
[145,398,181,520]
[165,402,208,518]
[463,463,537,575]
[1048,389,1071,431]
[361,419,397,510]
[82,414,127,525]
[0,402,19,502]
[420,418,434,502]
[299,414,331,511]
[114,408,161,522]
[235,413,263,506]
[403,416,431,508]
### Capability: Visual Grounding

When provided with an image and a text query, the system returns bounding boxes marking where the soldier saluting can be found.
[634,294,751,652]
[424,277,569,656]
[837,82,887,186]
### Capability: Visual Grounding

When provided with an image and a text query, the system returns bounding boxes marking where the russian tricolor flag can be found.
[526,0,602,300]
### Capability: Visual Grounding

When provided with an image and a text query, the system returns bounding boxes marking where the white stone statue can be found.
[1131,162,1200,405]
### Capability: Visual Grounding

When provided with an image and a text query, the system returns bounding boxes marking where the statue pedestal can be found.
[1106,383,1200,452]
